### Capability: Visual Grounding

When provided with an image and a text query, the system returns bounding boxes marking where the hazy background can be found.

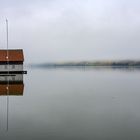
[0,0,140,64]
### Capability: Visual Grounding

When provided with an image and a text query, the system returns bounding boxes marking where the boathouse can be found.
[0,49,26,74]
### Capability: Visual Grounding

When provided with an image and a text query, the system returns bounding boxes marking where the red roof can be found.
[0,49,24,62]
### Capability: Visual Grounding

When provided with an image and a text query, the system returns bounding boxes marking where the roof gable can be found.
[0,49,24,62]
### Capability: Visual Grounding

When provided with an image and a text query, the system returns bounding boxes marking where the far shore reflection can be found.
[30,65,140,72]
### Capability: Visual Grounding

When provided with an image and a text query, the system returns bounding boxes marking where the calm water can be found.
[0,67,140,140]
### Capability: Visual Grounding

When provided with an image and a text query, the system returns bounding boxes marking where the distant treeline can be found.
[32,61,140,68]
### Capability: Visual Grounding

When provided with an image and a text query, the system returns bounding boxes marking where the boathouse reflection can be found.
[0,74,24,96]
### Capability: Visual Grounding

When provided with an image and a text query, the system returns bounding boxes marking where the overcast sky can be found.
[0,0,140,63]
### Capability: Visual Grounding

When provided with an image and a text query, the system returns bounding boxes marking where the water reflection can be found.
[1,67,140,139]
[0,63,27,132]
[31,65,140,72]
[0,74,24,96]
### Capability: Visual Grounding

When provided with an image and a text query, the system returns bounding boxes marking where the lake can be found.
[0,67,140,140]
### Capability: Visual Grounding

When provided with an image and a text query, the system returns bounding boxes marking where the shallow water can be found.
[0,67,140,140]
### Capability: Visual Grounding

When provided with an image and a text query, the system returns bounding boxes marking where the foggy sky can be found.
[0,0,140,63]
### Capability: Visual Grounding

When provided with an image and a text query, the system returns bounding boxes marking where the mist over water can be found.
[1,0,140,63]
[0,67,140,140]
